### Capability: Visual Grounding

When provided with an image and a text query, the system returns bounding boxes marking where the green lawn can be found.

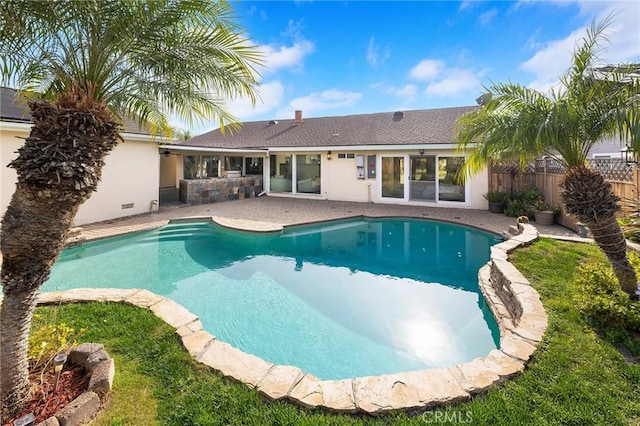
[32,238,640,425]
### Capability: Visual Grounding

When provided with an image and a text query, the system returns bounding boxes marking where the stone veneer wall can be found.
[179,177,263,205]
[29,220,549,416]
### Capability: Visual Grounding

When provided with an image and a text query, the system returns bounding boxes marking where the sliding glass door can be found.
[381,156,404,199]
[380,154,465,203]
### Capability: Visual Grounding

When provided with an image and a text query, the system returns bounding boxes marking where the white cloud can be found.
[258,40,315,73]
[277,89,362,118]
[478,8,498,26]
[366,37,390,67]
[409,60,445,81]
[373,83,419,100]
[424,69,482,97]
[520,1,640,92]
[226,80,285,120]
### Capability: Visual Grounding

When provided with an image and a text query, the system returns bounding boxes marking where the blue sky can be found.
[191,0,640,133]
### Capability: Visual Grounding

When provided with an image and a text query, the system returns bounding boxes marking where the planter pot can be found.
[534,210,554,226]
[488,202,504,213]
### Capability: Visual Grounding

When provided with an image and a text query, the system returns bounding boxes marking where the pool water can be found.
[42,218,502,380]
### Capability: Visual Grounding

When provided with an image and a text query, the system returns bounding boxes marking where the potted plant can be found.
[484,191,510,213]
[532,199,560,225]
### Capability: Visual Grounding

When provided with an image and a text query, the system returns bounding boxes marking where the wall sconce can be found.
[162,149,171,157]
[419,149,425,155]
[622,144,637,165]
[327,151,332,160]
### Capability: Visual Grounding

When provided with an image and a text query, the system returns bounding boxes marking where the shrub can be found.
[483,190,510,204]
[504,198,527,217]
[575,255,640,330]
[28,314,86,372]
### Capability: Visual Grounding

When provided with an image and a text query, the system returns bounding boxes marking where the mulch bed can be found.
[3,364,89,425]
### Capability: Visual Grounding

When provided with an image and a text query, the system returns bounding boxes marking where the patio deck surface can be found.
[79,196,580,241]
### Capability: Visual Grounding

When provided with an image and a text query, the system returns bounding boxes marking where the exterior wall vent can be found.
[121,203,134,209]
[393,111,404,121]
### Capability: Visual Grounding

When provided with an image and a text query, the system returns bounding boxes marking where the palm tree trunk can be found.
[1,185,87,420]
[584,213,638,296]
[561,166,638,298]
[1,92,121,419]
[0,289,40,421]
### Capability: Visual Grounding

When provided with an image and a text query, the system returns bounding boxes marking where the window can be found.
[183,155,219,179]
[270,154,292,192]
[296,154,321,194]
[225,156,242,172]
[438,157,465,202]
[244,157,264,175]
[338,153,355,159]
[269,154,322,194]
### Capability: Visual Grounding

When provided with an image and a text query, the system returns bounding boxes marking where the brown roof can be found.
[180,106,479,149]
[0,87,149,135]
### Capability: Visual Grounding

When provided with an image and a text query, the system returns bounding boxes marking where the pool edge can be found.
[31,223,549,415]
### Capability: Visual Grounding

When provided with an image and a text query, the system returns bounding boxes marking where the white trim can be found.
[267,144,458,152]
[1,119,162,144]
[159,145,268,154]
[0,121,31,132]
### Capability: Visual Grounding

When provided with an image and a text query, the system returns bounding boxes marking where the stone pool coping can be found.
[25,218,549,415]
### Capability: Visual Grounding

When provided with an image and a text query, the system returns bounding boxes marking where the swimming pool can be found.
[42,218,502,380]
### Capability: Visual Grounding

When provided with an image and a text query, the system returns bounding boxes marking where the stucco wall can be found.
[75,138,159,225]
[1,124,159,226]
[0,127,26,218]
[323,150,488,209]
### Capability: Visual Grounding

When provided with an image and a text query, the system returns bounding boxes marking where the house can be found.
[160,107,490,209]
[1,88,164,225]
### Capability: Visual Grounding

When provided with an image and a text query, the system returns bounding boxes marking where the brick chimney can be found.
[294,110,303,125]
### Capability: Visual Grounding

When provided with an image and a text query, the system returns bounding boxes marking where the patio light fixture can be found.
[419,149,425,155]
[53,352,67,392]
[622,143,637,165]
[327,151,332,160]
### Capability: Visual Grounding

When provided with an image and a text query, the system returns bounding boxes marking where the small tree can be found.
[0,0,262,418]
[455,17,640,298]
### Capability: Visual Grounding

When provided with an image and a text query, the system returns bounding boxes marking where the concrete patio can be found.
[79,196,580,241]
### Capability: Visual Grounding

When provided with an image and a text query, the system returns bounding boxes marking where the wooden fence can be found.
[489,158,640,231]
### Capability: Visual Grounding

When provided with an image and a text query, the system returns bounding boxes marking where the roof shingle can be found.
[180,106,479,149]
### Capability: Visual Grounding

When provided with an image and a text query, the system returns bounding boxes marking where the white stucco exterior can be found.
[260,149,488,210]
[74,136,160,225]
[1,122,160,226]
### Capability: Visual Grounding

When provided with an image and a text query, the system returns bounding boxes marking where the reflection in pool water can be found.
[43,218,502,380]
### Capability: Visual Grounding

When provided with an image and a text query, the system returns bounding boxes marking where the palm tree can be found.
[455,17,640,299]
[0,0,261,418]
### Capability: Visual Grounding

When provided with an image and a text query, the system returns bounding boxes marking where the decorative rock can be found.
[124,289,165,308]
[288,375,324,408]
[453,360,501,395]
[90,288,138,302]
[197,340,273,387]
[257,365,304,399]
[500,333,537,361]
[150,298,198,329]
[88,358,115,399]
[37,416,60,426]
[181,330,215,357]
[37,291,65,304]
[319,379,357,413]
[86,349,110,372]
[176,319,204,337]
[56,391,100,426]
[68,343,104,366]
